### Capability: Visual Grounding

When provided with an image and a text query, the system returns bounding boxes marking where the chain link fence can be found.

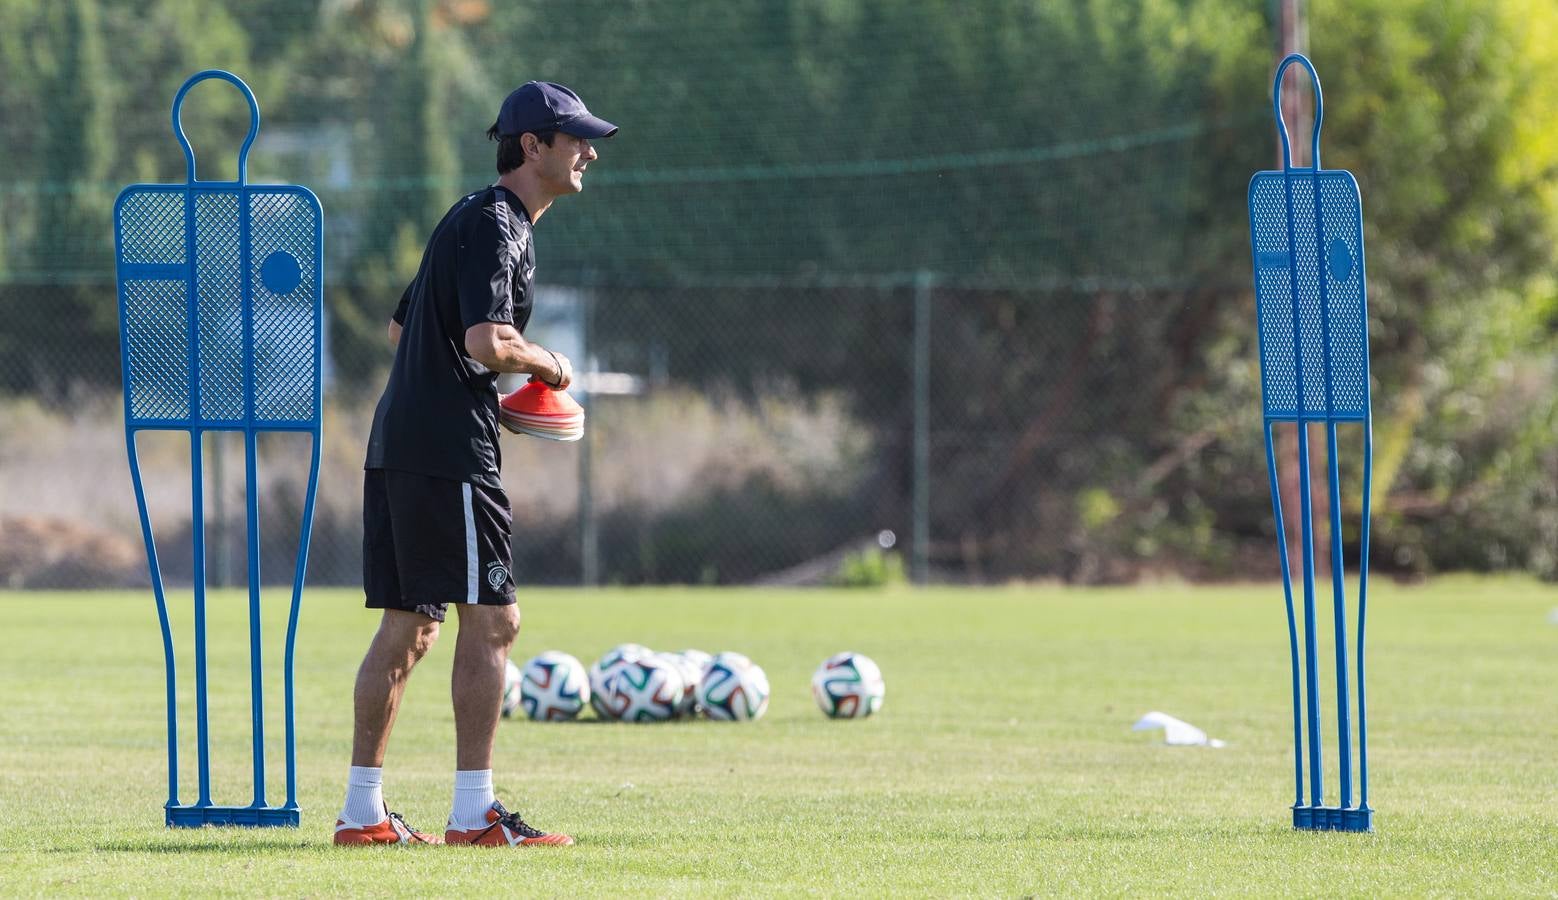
[5,273,1177,588]
[2,0,1554,589]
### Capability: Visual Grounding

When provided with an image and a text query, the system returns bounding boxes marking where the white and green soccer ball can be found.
[677,649,714,715]
[811,652,885,719]
[518,650,590,721]
[678,648,713,672]
[588,644,650,719]
[657,650,709,718]
[613,642,653,660]
[595,655,686,722]
[501,659,523,718]
[697,652,770,722]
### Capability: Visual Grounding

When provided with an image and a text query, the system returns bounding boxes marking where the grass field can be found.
[0,578,1554,897]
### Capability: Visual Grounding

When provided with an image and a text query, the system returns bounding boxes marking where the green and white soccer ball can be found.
[588,643,651,719]
[811,651,885,719]
[612,642,653,660]
[518,650,590,721]
[657,650,708,718]
[500,659,523,718]
[697,651,770,722]
[678,648,713,672]
[595,655,686,722]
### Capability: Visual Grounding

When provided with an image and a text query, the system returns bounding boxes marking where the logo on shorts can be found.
[485,562,509,591]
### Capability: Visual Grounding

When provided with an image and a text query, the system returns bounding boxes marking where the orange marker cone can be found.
[499,381,585,442]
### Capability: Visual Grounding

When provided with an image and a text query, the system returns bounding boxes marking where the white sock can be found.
[450,769,496,829]
[342,765,385,825]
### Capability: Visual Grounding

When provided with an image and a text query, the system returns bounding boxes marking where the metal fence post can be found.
[578,284,599,587]
[912,270,933,585]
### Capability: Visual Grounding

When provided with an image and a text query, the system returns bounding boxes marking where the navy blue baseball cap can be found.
[493,81,618,139]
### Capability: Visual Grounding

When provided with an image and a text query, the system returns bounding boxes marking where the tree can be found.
[31,0,110,275]
[303,0,465,385]
[0,0,116,395]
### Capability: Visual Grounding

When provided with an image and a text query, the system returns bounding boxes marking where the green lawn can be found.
[0,578,1554,897]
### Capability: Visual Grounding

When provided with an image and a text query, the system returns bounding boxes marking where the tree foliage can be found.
[0,0,1551,578]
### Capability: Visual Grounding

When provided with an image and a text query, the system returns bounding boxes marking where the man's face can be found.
[534,133,598,195]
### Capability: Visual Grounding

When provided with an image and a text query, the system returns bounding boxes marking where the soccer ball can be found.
[588,644,651,719]
[657,650,707,718]
[811,652,885,719]
[678,648,713,672]
[518,651,590,721]
[594,655,686,722]
[698,652,770,722]
[612,642,654,660]
[678,649,713,717]
[501,659,523,718]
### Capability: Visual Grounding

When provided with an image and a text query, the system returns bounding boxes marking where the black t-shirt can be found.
[364,185,535,488]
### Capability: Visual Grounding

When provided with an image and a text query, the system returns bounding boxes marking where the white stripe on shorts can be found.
[462,482,477,603]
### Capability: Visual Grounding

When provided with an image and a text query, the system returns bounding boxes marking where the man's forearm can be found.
[463,322,571,387]
[482,329,558,379]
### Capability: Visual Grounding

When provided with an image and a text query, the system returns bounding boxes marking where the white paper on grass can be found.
[1132,711,1226,748]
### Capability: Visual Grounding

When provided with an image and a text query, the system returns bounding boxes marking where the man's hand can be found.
[531,350,573,391]
[388,319,402,347]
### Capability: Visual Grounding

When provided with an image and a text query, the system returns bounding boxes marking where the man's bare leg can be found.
[451,603,520,771]
[337,609,443,840]
[442,603,525,837]
[442,603,569,844]
[351,610,442,767]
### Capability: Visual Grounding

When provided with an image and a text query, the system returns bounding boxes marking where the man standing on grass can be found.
[333,81,616,847]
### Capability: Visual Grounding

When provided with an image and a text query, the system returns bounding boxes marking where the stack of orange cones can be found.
[498,381,584,442]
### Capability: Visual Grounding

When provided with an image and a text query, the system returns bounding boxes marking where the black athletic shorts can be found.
[363,469,515,622]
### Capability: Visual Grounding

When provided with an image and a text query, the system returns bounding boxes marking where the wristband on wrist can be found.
[545,349,564,388]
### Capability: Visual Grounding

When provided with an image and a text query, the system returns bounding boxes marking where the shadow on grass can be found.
[1032,822,1305,843]
[88,839,323,854]
[508,716,716,725]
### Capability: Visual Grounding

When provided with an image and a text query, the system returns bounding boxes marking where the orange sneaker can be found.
[333,806,443,846]
[444,801,575,847]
